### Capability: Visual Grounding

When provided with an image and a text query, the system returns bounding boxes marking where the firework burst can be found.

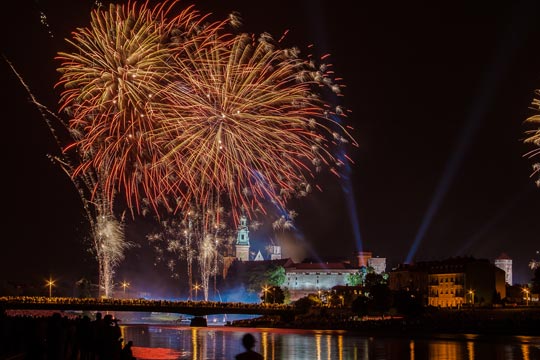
[152,31,357,223]
[56,1,357,228]
[525,89,540,187]
[56,0,228,215]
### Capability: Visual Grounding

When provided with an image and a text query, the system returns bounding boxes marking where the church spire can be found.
[235,214,250,261]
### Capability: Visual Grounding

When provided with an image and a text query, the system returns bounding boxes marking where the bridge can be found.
[0,296,298,326]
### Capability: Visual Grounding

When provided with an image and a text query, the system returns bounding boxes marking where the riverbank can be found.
[228,307,540,336]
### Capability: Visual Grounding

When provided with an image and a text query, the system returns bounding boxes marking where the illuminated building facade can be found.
[390,257,506,308]
[494,253,513,285]
[284,261,358,301]
[427,258,506,307]
[428,271,466,308]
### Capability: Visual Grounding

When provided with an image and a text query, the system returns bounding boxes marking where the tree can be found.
[266,265,286,286]
[532,267,540,294]
[394,289,424,317]
[365,272,388,289]
[260,286,286,304]
[491,290,502,305]
[351,295,369,317]
[370,284,392,314]
[294,294,320,314]
[76,278,92,298]
[245,266,269,293]
[347,272,363,286]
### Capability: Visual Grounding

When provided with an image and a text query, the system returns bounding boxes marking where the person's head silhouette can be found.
[242,333,256,350]
[236,333,263,359]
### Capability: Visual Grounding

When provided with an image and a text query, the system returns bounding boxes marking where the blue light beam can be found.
[405,6,530,264]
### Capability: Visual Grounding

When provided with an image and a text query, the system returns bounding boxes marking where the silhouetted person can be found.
[235,333,263,360]
[120,340,136,360]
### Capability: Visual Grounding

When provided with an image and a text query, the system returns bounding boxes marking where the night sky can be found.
[1,0,540,294]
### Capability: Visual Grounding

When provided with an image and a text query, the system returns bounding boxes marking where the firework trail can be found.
[66,164,129,299]
[525,90,540,187]
[4,56,130,298]
[56,1,357,226]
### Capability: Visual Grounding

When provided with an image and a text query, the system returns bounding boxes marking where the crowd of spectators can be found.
[0,310,136,359]
[0,295,292,311]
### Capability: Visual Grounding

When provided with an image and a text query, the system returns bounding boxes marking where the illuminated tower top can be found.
[494,253,513,286]
[235,215,250,262]
[236,215,250,246]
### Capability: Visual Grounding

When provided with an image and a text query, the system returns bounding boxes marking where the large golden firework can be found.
[152,32,356,222]
[56,1,357,224]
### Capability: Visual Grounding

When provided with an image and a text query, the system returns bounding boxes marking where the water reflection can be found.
[120,325,540,360]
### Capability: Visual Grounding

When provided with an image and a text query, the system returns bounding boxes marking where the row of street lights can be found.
[44,277,207,300]
[468,287,532,306]
[44,277,131,298]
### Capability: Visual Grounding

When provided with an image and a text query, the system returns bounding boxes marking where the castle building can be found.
[494,253,513,285]
[353,251,386,274]
[254,251,264,261]
[284,261,359,301]
[235,215,250,262]
[267,245,282,260]
[368,257,386,274]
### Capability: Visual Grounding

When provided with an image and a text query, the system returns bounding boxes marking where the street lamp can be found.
[339,295,344,307]
[45,277,55,298]
[193,283,201,301]
[468,290,475,305]
[262,285,270,303]
[523,288,530,306]
[121,281,130,296]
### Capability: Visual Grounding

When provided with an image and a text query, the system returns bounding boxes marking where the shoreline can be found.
[226,307,540,337]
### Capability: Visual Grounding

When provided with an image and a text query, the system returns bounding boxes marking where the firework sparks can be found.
[58,1,356,225]
[151,30,357,223]
[5,56,130,298]
[148,215,197,296]
[525,90,540,187]
[56,0,228,215]
[56,1,357,225]
[148,202,235,300]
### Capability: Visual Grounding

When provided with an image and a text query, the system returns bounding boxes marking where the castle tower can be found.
[368,256,387,274]
[235,215,250,261]
[268,245,282,260]
[494,253,513,285]
[254,250,264,261]
[354,251,372,268]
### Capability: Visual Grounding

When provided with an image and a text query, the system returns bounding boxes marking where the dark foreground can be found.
[2,307,540,359]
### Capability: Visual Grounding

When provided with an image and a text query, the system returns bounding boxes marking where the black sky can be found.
[1,0,540,292]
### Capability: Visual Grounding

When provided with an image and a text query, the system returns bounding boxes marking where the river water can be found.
[119,322,540,360]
